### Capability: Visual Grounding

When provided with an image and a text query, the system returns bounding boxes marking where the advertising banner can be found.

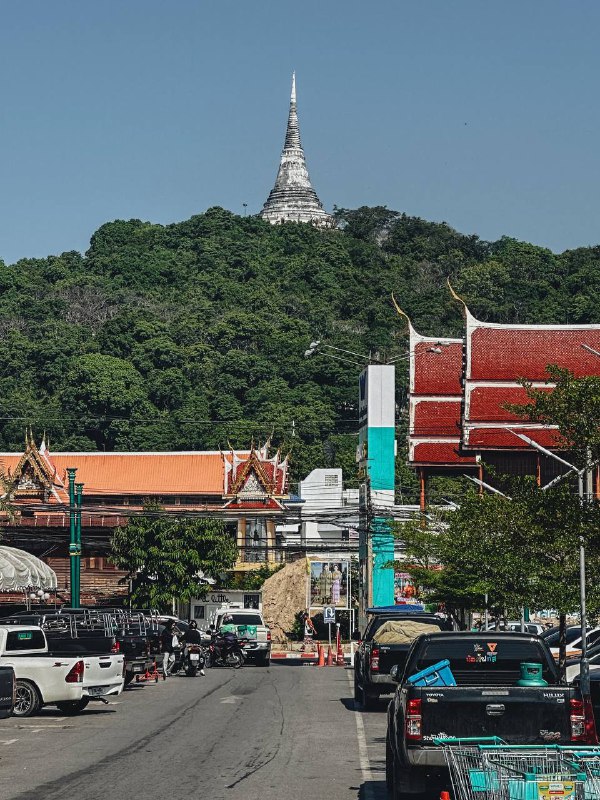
[309,561,350,609]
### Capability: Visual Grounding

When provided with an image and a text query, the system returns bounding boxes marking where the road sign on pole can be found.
[323,606,336,624]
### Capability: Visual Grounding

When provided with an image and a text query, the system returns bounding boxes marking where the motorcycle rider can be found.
[183,619,205,676]
[211,614,237,664]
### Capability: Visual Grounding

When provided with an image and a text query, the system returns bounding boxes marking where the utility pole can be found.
[75,483,84,607]
[67,468,77,607]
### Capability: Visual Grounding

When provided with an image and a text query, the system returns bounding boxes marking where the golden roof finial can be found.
[446,277,469,319]
[391,293,411,329]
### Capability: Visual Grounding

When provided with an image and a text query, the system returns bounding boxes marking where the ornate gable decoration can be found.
[2,431,57,500]
[222,443,289,509]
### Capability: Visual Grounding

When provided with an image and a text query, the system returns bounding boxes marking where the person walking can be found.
[301,610,317,651]
[160,619,178,678]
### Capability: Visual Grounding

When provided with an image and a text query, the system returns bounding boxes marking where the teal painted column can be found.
[358,366,396,620]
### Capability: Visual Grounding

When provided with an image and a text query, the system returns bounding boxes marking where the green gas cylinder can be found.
[516,662,548,687]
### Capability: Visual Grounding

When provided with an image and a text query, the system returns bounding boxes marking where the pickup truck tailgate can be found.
[83,654,125,697]
[419,686,574,745]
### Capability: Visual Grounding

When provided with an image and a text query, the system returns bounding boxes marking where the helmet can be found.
[223,614,233,624]
[189,620,198,629]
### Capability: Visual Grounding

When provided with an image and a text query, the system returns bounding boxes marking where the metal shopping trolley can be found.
[435,739,595,800]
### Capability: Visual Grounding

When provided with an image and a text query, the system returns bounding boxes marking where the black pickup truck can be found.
[354,609,452,709]
[386,632,597,799]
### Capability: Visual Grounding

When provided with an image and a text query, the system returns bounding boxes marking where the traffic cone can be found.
[326,646,334,666]
[317,643,325,667]
[440,791,451,800]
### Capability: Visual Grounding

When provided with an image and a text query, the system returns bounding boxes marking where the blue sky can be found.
[1,1,599,264]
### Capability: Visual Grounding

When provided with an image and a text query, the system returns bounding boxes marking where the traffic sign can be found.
[323,606,336,624]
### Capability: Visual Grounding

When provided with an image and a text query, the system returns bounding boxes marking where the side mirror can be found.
[390,664,401,683]
[351,629,362,642]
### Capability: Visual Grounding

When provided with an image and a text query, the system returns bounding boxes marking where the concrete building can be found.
[260,73,334,228]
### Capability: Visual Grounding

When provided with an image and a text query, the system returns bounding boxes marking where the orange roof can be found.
[0,451,243,497]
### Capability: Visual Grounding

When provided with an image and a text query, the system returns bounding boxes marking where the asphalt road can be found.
[0,664,389,800]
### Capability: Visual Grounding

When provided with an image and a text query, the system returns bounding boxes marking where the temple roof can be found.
[462,307,600,449]
[405,318,477,468]
[260,73,334,228]
[0,442,289,514]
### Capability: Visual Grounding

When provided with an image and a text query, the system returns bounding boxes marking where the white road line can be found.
[0,739,18,745]
[220,695,240,704]
[347,671,377,800]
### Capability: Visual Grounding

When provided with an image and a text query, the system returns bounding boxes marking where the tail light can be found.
[267,631,271,642]
[65,660,85,683]
[370,647,380,673]
[406,698,422,741]
[574,698,599,744]
[570,699,585,740]
[111,641,120,654]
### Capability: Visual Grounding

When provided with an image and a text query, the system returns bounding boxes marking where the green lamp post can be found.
[75,483,84,607]
[67,468,78,606]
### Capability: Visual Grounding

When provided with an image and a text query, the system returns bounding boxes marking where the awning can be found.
[0,547,57,592]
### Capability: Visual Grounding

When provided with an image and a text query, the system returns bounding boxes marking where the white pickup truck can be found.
[215,610,271,666]
[0,625,124,716]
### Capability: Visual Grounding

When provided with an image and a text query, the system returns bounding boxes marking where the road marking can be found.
[0,739,18,745]
[347,671,376,800]
[220,695,241,704]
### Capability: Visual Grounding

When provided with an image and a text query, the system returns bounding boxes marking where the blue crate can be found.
[406,659,456,687]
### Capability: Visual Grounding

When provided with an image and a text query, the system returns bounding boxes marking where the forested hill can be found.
[1,205,599,491]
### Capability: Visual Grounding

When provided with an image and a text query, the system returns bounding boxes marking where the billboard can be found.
[309,561,350,610]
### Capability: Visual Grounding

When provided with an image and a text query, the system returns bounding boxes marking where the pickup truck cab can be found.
[354,608,452,709]
[215,610,271,666]
[386,632,596,799]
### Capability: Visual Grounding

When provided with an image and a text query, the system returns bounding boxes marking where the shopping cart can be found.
[435,739,595,800]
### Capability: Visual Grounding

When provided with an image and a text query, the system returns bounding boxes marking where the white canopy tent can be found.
[0,547,57,592]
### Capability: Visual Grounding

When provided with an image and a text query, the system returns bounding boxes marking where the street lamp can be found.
[507,428,592,700]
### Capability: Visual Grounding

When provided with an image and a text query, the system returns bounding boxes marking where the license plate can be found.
[190,653,200,661]
[133,665,142,672]
[88,686,106,696]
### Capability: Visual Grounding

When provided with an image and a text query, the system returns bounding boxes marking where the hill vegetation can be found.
[2,205,599,500]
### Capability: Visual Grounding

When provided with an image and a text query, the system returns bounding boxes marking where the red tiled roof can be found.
[408,322,477,468]
[409,441,477,466]
[466,385,551,423]
[464,426,562,450]
[411,399,462,436]
[469,323,600,382]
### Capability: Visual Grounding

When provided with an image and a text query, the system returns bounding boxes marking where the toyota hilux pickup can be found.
[386,631,596,800]
[0,624,124,716]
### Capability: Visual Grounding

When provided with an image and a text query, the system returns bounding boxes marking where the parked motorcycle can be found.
[208,631,246,669]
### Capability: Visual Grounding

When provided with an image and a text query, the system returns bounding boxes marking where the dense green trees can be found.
[111,506,238,610]
[2,206,600,498]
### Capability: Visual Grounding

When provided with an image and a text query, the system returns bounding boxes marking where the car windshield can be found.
[544,628,584,647]
[225,614,263,625]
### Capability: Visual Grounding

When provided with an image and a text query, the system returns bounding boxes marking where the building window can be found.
[325,474,339,487]
[244,518,267,562]
[244,594,260,609]
[193,606,205,620]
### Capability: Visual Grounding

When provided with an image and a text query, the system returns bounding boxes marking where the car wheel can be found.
[353,670,364,707]
[56,698,90,715]
[13,680,40,718]
[392,758,426,800]
[124,673,134,687]
[257,653,270,667]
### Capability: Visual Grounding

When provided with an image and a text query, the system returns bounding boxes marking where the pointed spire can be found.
[260,73,334,228]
